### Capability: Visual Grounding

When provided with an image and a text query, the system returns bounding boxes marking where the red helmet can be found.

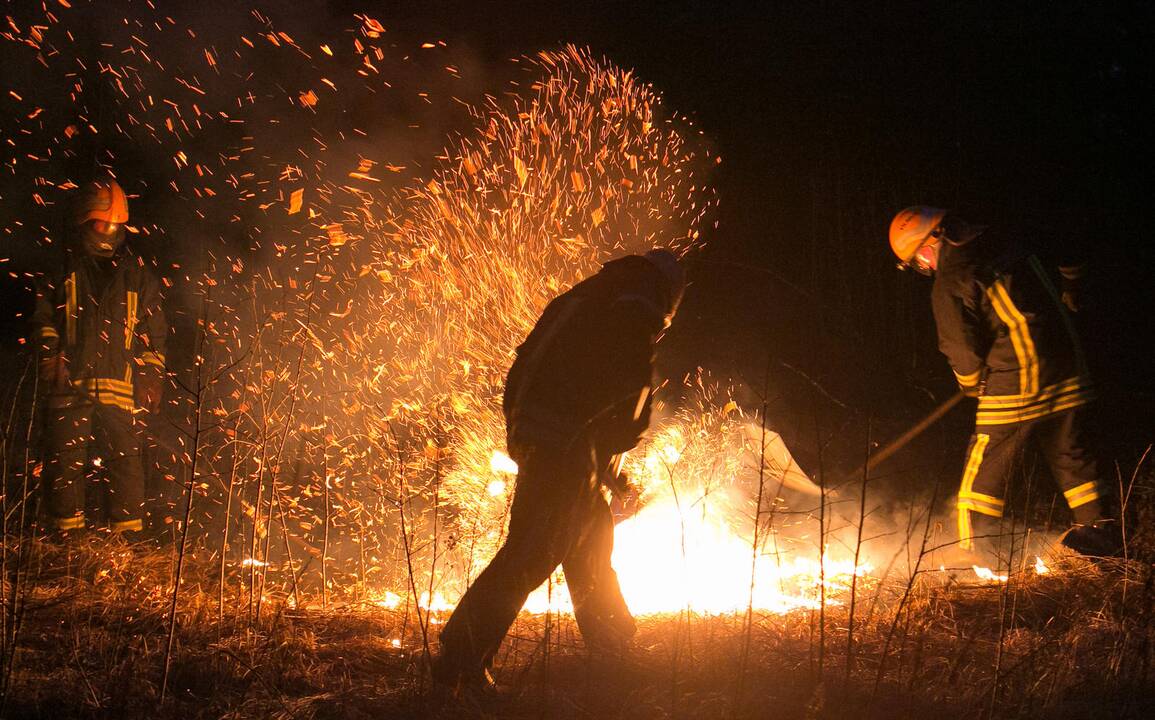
[71,180,129,227]
[889,206,946,264]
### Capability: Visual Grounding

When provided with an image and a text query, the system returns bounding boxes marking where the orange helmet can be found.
[71,180,129,227]
[889,206,946,264]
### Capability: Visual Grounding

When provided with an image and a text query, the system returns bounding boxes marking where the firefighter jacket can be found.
[32,245,167,412]
[931,232,1092,426]
[504,256,671,456]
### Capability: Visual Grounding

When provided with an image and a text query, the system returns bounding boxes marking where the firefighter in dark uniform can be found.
[432,249,685,693]
[889,207,1119,559]
[33,179,166,534]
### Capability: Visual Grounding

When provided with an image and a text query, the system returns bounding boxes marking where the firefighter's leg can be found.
[1037,408,1104,523]
[94,403,145,532]
[956,423,1027,560]
[44,399,93,530]
[1039,408,1122,556]
[435,441,593,683]
[562,489,636,650]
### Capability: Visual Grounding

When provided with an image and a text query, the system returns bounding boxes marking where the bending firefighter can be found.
[889,207,1119,559]
[433,249,685,693]
[32,179,167,534]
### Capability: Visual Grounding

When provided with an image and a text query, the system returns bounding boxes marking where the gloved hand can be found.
[1060,272,1080,313]
[38,353,70,390]
[134,373,164,414]
[1061,288,1079,313]
[960,382,982,399]
[609,474,644,524]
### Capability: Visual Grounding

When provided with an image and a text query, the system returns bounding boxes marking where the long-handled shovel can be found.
[847,389,967,483]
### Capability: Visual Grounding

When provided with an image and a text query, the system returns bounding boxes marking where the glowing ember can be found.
[485,479,507,497]
[1034,556,1050,575]
[241,558,267,568]
[972,565,1009,583]
[489,451,518,475]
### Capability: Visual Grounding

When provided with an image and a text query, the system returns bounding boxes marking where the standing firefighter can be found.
[433,249,685,693]
[33,179,166,534]
[889,206,1119,559]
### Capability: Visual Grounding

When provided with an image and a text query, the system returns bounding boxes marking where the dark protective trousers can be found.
[956,406,1103,551]
[436,438,635,677]
[44,395,145,531]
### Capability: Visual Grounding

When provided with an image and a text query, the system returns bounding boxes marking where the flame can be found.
[1034,556,1050,575]
[972,565,1009,583]
[613,498,869,614]
[518,495,869,616]
[371,590,402,609]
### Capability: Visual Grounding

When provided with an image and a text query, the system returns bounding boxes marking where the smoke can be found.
[1,1,718,600]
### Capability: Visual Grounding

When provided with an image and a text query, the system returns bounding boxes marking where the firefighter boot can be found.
[431,654,497,701]
[1060,520,1123,558]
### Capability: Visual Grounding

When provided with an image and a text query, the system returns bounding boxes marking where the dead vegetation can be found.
[1,525,1152,720]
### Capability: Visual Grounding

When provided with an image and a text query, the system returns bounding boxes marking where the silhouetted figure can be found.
[433,249,685,693]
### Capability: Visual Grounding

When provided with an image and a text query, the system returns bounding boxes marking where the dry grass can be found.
[2,530,1153,720]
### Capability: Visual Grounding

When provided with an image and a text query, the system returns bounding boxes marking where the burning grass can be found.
[2,523,1154,720]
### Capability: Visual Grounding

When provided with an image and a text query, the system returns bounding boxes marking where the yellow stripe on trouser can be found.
[110,518,143,532]
[56,512,86,531]
[957,433,995,551]
[986,280,1039,396]
[1064,480,1101,510]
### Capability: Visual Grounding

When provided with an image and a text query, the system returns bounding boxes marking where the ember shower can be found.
[3,3,885,614]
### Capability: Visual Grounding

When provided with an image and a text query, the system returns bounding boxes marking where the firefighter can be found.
[889,207,1120,560]
[32,179,167,535]
[432,249,685,693]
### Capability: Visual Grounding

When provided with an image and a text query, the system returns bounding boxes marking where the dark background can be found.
[365,0,1155,479]
[3,0,1153,486]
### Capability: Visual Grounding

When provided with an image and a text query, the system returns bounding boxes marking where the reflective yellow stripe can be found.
[1064,481,1100,510]
[976,385,1095,425]
[954,367,982,387]
[958,500,1004,517]
[986,280,1039,396]
[957,433,992,551]
[65,272,77,345]
[72,377,136,412]
[125,290,138,350]
[56,513,86,530]
[959,489,1005,507]
[978,376,1085,408]
[37,326,59,339]
[110,518,143,532]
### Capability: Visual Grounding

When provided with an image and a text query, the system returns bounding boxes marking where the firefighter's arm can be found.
[596,295,663,452]
[931,279,987,396]
[134,270,168,412]
[31,272,68,387]
[1058,261,1084,313]
[31,273,60,355]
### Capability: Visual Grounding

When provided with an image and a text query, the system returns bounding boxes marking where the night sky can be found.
[3,0,1152,477]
